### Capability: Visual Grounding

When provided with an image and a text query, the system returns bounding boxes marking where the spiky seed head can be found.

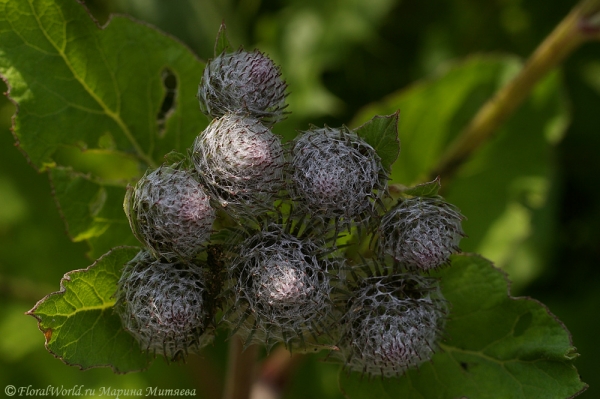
[191,113,285,212]
[223,221,340,350]
[114,250,215,360]
[289,126,387,227]
[198,49,288,125]
[124,165,216,261]
[379,196,465,271]
[337,272,448,378]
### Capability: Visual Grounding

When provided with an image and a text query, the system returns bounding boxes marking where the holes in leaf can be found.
[157,68,178,137]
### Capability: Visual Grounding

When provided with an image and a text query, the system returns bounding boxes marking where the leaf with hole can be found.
[0,0,210,255]
[0,0,207,171]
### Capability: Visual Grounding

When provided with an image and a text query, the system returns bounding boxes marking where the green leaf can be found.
[86,223,141,260]
[49,167,139,257]
[338,254,587,399]
[0,0,209,253]
[213,21,233,57]
[397,177,442,198]
[444,70,568,288]
[27,246,151,373]
[353,56,520,185]
[0,0,207,170]
[353,111,400,172]
[49,167,121,242]
[352,55,569,288]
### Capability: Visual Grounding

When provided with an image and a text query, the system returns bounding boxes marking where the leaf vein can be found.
[26,0,157,167]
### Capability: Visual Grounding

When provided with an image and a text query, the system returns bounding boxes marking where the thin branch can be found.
[429,0,600,183]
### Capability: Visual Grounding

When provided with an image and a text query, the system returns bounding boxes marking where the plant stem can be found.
[250,346,303,399]
[429,0,600,183]
[222,336,259,399]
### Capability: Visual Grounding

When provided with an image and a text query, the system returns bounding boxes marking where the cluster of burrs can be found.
[115,28,466,377]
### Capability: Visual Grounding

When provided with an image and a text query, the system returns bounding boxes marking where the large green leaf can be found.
[27,246,151,373]
[352,56,521,185]
[339,254,586,399]
[0,0,209,252]
[0,0,207,169]
[444,70,567,288]
[352,55,568,289]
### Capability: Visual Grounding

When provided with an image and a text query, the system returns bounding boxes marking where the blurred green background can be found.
[1,0,599,397]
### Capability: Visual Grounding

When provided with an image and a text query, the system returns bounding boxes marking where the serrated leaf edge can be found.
[337,252,588,398]
[443,253,587,398]
[25,245,150,373]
